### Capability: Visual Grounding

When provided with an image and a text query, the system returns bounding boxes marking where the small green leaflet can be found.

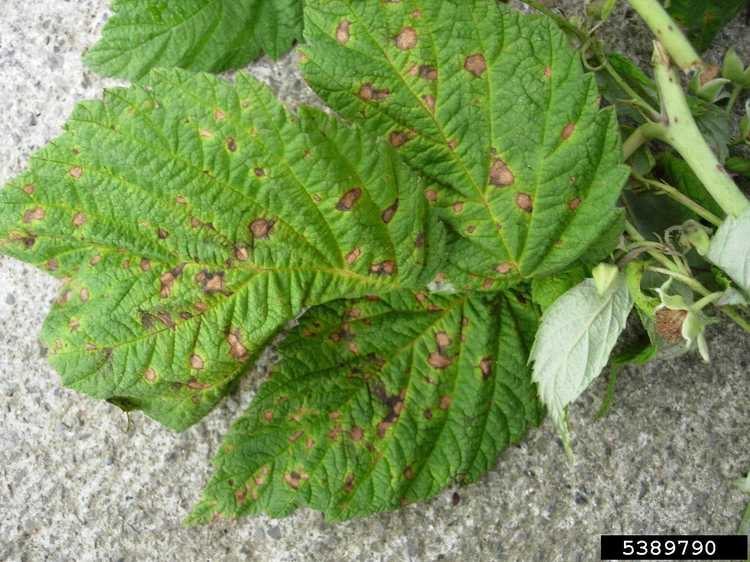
[530,276,633,452]
[85,0,304,80]
[707,208,750,293]
[0,69,443,431]
[188,290,542,523]
[666,0,749,52]
[300,0,628,290]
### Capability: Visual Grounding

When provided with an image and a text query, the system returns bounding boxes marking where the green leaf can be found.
[531,264,587,312]
[707,208,750,293]
[0,69,444,431]
[727,156,750,178]
[530,276,633,441]
[187,290,542,523]
[666,0,748,52]
[85,0,304,80]
[300,1,628,290]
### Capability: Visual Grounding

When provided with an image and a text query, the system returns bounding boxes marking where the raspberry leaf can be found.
[85,0,304,80]
[300,0,628,290]
[530,276,633,452]
[187,290,542,523]
[0,69,443,430]
[666,0,748,52]
[707,208,750,294]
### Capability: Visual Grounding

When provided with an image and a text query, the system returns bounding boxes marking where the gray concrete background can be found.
[0,1,749,561]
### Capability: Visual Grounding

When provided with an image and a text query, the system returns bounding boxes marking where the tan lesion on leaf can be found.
[346,247,362,265]
[568,197,582,210]
[515,193,533,213]
[336,19,351,44]
[227,329,248,361]
[479,357,493,379]
[213,108,226,121]
[561,122,576,140]
[22,208,45,224]
[250,218,274,239]
[395,27,418,50]
[388,130,414,148]
[381,199,399,223]
[283,470,309,490]
[143,368,158,384]
[190,354,204,370]
[69,166,83,179]
[22,184,35,194]
[336,188,362,211]
[489,157,514,187]
[196,270,225,294]
[358,83,390,101]
[495,262,514,274]
[79,288,90,302]
[72,212,87,228]
[369,260,396,276]
[464,53,487,77]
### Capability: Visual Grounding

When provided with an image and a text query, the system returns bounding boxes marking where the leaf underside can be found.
[187,290,542,523]
[707,208,750,294]
[85,0,304,80]
[0,69,444,430]
[530,277,633,429]
[301,0,628,290]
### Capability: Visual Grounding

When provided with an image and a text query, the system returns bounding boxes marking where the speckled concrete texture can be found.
[1,2,749,561]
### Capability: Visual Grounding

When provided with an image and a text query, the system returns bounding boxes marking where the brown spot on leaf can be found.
[370,260,395,276]
[190,354,204,370]
[418,65,437,81]
[424,408,433,420]
[213,109,226,121]
[439,395,452,410]
[346,247,362,265]
[139,258,151,272]
[428,351,452,369]
[187,379,210,390]
[377,420,393,438]
[561,122,576,140]
[447,139,458,151]
[395,27,418,50]
[69,166,83,179]
[288,430,304,444]
[515,193,533,212]
[350,426,364,441]
[90,255,101,266]
[403,466,414,480]
[422,94,435,112]
[226,137,237,152]
[481,278,494,290]
[199,129,213,140]
[22,184,35,194]
[70,213,87,228]
[234,246,249,261]
[490,158,514,187]
[544,66,552,78]
[435,331,451,350]
[568,197,582,210]
[284,471,305,490]
[306,436,315,449]
[156,228,169,240]
[381,200,399,223]
[263,410,273,422]
[196,270,225,294]
[480,357,493,379]
[389,130,411,147]
[343,473,355,493]
[358,83,390,101]
[495,262,513,274]
[348,341,359,354]
[464,53,487,77]
[23,208,45,223]
[415,232,425,247]
[47,259,58,272]
[250,218,274,239]
[254,167,266,177]
[424,189,437,202]
[452,201,464,214]
[227,329,248,361]
[175,195,187,205]
[336,188,362,211]
[336,19,351,44]
[68,318,80,332]
[144,368,157,383]
[79,288,90,302]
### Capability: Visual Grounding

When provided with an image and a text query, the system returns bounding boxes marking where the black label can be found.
[600,535,748,560]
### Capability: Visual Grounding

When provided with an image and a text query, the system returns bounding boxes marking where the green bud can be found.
[680,220,711,256]
[592,262,619,296]
[689,72,731,103]
[722,48,746,84]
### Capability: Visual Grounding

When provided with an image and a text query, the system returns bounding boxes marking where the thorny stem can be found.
[627,0,703,72]
[646,44,750,218]
[633,174,723,226]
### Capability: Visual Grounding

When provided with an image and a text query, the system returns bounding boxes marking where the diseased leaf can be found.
[0,69,444,430]
[530,276,633,440]
[666,0,748,52]
[187,290,542,522]
[300,1,628,290]
[707,208,750,293]
[85,0,304,80]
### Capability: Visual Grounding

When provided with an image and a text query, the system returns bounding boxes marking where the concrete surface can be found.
[0,1,749,561]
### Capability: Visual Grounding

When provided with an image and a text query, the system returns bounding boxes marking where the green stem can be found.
[648,266,710,296]
[634,175,723,226]
[624,221,680,271]
[727,84,743,114]
[650,44,750,218]
[627,0,703,72]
